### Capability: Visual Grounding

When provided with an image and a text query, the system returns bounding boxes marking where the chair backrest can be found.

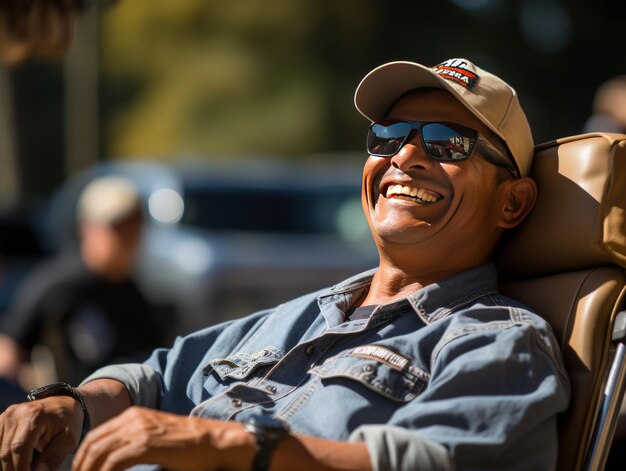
[496,133,626,471]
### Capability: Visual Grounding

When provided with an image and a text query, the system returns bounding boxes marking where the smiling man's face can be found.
[362,88,511,270]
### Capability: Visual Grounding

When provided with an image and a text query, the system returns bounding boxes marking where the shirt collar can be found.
[405,263,499,324]
[317,264,499,327]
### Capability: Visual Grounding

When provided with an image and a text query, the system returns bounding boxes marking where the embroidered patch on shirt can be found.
[351,345,410,371]
[432,58,479,90]
[203,346,282,379]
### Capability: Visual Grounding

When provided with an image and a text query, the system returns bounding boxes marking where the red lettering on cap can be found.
[432,61,479,90]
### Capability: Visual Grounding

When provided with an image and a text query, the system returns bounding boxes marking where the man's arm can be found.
[77,379,133,431]
[0,379,131,471]
[71,406,371,471]
[1,378,370,471]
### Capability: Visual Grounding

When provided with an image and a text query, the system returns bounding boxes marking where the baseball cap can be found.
[77,176,142,225]
[354,58,534,177]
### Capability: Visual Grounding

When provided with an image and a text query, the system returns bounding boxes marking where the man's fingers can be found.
[0,420,10,471]
[0,398,81,471]
[73,414,131,471]
[74,406,151,470]
[74,407,169,471]
[98,445,144,471]
[72,429,127,471]
[72,418,119,470]
[6,408,41,471]
[33,430,77,471]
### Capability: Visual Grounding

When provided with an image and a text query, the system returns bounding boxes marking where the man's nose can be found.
[389,135,436,172]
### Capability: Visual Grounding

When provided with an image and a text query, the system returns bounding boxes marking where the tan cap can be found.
[78,176,142,225]
[354,58,534,177]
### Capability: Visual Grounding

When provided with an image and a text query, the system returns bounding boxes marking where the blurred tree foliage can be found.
[99,0,626,163]
[6,0,626,199]
[101,0,378,160]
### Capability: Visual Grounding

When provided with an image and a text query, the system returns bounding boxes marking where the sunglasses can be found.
[367,120,519,177]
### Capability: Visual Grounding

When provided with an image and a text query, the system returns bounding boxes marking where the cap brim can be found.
[354,61,507,145]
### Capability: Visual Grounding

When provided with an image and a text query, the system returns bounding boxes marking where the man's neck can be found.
[360,257,488,307]
[359,267,437,307]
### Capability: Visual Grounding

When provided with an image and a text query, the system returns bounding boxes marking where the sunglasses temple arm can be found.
[477,137,520,177]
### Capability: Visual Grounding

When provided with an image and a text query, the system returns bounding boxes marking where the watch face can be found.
[244,414,289,471]
[28,382,73,401]
[247,414,287,432]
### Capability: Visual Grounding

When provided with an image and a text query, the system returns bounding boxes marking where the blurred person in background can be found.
[0,377,25,413]
[0,176,167,391]
[0,0,128,412]
[582,75,626,134]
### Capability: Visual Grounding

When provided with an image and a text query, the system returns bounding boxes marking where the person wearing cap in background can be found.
[0,59,569,471]
[0,176,166,394]
[582,75,626,134]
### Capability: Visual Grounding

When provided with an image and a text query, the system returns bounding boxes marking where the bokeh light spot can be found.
[148,188,185,224]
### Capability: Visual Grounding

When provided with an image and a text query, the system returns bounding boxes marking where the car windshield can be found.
[181,185,361,235]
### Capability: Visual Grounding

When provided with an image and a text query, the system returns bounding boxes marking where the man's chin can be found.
[371,225,435,247]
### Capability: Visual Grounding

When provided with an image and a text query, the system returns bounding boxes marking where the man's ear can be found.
[498,177,537,229]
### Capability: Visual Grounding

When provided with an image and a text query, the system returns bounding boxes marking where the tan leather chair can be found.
[496,133,626,470]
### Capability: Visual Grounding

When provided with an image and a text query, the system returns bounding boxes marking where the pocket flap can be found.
[207,346,283,381]
[309,350,427,402]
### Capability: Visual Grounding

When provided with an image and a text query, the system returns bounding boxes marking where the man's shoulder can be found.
[438,293,563,362]
[452,291,551,328]
[423,288,558,355]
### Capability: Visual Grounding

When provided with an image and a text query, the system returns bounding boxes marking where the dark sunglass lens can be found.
[368,122,412,156]
[422,123,475,161]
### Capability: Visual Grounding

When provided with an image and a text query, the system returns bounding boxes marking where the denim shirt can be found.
[83,264,570,471]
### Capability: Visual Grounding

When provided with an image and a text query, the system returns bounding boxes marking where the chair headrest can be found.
[496,133,626,280]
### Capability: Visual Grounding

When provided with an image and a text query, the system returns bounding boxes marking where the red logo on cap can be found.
[432,59,479,90]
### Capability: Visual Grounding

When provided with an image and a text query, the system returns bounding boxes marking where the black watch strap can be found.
[28,382,91,442]
[243,414,289,471]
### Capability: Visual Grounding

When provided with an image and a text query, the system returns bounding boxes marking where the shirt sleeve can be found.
[80,363,162,408]
[350,319,570,471]
[349,425,452,471]
[80,308,274,410]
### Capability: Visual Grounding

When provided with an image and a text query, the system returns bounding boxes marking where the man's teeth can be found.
[385,184,440,203]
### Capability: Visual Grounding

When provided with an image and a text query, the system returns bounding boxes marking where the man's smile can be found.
[384,183,443,203]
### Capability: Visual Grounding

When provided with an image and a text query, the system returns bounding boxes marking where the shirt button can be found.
[305,345,315,356]
[362,365,374,373]
[231,399,242,408]
[265,385,277,394]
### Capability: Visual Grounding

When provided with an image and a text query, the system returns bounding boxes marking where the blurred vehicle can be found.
[42,157,377,336]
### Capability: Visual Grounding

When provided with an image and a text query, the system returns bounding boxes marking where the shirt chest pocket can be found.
[308,350,428,402]
[205,346,283,382]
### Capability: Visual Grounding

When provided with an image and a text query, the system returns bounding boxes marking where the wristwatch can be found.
[28,382,91,443]
[243,414,289,471]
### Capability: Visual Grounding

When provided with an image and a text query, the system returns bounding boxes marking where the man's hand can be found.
[72,407,256,471]
[0,395,83,471]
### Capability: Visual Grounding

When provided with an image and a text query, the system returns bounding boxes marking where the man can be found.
[0,58,569,471]
[0,176,166,387]
[583,75,626,134]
